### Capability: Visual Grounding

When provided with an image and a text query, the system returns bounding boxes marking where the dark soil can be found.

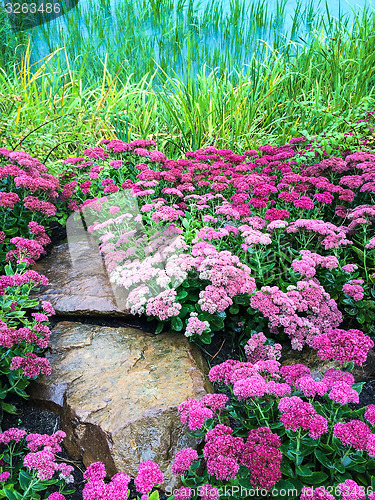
[354,379,375,407]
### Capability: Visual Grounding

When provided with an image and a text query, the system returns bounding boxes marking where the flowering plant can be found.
[81,460,163,500]
[0,262,53,418]
[0,149,60,272]
[0,428,75,499]
[54,125,375,354]
[170,350,375,498]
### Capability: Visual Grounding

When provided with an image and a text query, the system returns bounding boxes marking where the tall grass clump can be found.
[0,6,27,70]
[1,0,375,158]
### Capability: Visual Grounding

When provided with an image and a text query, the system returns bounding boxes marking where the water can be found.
[25,0,375,81]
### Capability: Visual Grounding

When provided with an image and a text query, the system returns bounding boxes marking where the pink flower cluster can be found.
[193,242,256,314]
[10,352,51,378]
[0,270,48,295]
[6,237,45,265]
[244,332,282,363]
[185,312,209,337]
[178,398,214,431]
[0,428,73,484]
[291,250,338,278]
[286,219,352,250]
[312,328,374,366]
[134,460,163,496]
[172,448,199,475]
[333,420,375,456]
[342,279,365,301]
[278,396,328,438]
[83,462,131,500]
[250,280,342,350]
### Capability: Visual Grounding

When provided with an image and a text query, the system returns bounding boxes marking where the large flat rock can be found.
[30,322,212,487]
[32,239,129,317]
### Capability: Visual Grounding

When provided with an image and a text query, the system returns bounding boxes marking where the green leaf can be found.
[155,321,164,335]
[0,386,8,399]
[348,464,366,473]
[199,331,212,344]
[296,465,313,477]
[280,462,294,477]
[179,305,194,318]
[314,449,333,469]
[18,470,31,491]
[210,316,224,331]
[171,316,183,332]
[4,491,17,500]
[1,402,18,414]
[229,304,239,314]
[352,246,364,263]
[30,484,48,491]
[189,429,205,439]
[273,480,298,496]
[334,461,346,473]
[177,290,188,300]
[302,472,328,485]
[235,295,249,305]
[357,313,366,324]
[148,491,160,500]
[352,382,365,395]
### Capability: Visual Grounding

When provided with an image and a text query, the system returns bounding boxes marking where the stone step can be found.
[32,239,129,317]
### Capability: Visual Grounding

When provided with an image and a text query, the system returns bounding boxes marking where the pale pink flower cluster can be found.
[342,264,358,273]
[145,289,182,321]
[185,312,209,337]
[342,279,365,301]
[250,280,342,350]
[244,332,282,363]
[286,219,352,249]
[239,224,272,247]
[291,250,338,278]
[195,243,255,314]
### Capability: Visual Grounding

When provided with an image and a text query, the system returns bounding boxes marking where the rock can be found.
[281,344,375,382]
[31,236,129,317]
[30,322,212,488]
